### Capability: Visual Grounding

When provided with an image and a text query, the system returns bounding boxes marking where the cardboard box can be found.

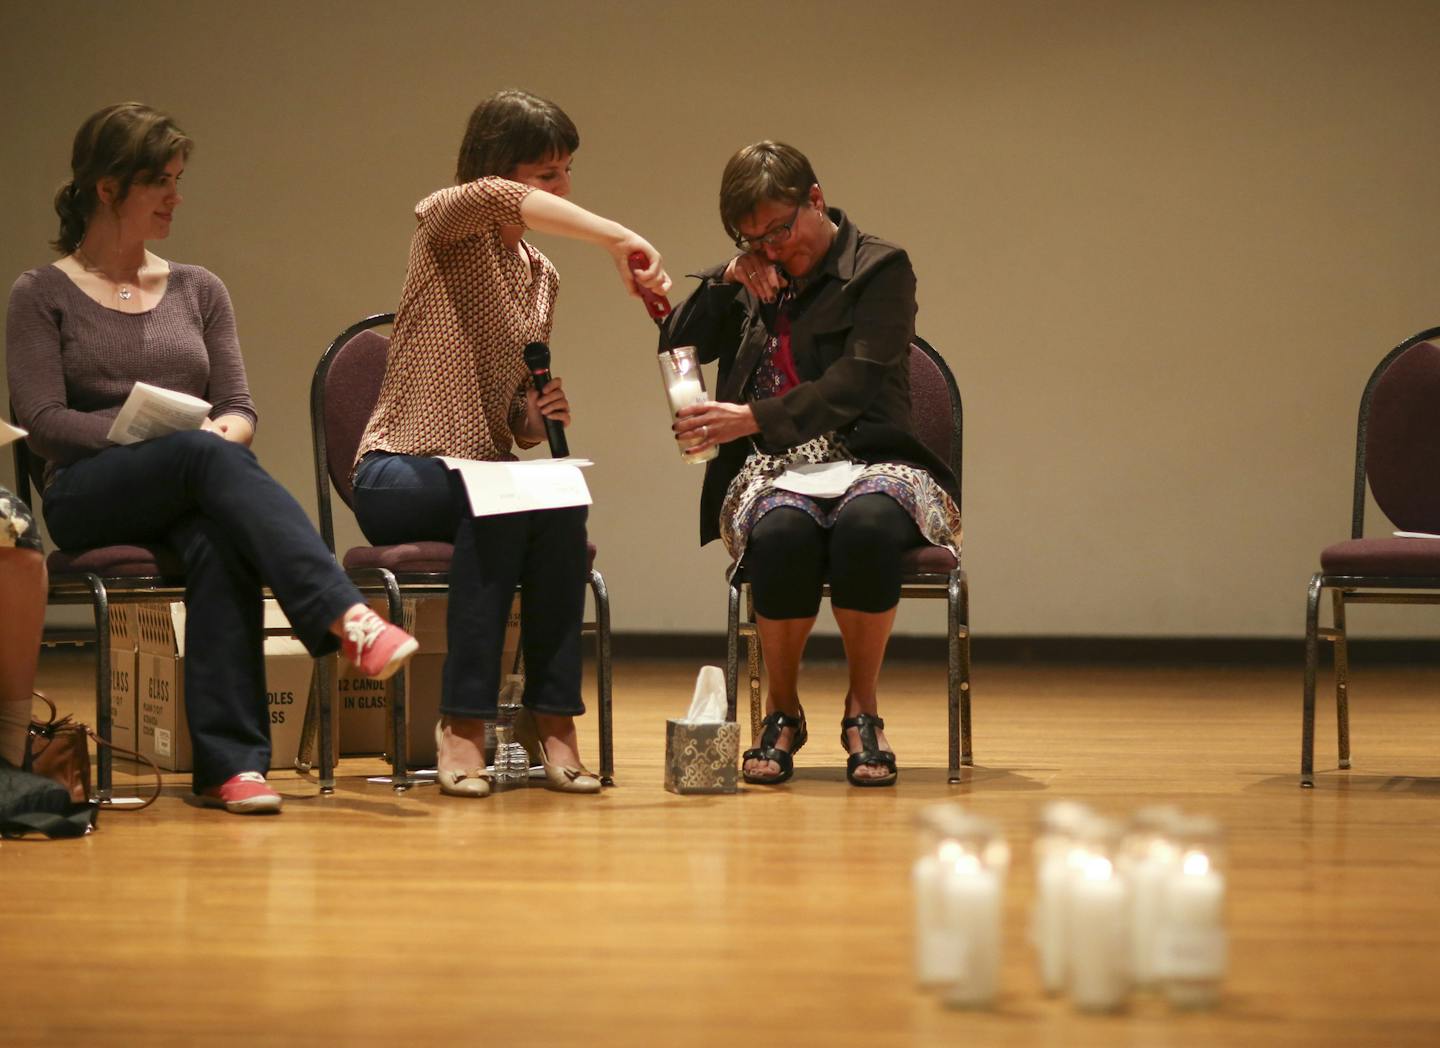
[135,601,314,772]
[664,720,740,795]
[265,638,314,770]
[107,607,138,759]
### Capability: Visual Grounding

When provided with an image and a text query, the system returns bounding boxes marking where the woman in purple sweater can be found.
[6,102,418,814]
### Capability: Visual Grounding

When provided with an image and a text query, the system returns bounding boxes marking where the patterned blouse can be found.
[354,177,557,469]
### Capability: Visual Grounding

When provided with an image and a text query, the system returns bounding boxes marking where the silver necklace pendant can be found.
[118,286,133,301]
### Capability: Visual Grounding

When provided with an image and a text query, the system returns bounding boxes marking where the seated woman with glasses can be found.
[658,141,961,788]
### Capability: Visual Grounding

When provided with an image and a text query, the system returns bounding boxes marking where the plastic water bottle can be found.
[491,696,529,788]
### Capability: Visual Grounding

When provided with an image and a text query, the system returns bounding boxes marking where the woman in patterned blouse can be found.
[352,90,670,798]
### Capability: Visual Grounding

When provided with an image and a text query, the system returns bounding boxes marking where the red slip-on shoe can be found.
[200,771,282,814]
[341,609,419,680]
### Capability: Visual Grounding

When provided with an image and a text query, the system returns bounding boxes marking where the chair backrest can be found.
[907,337,964,513]
[1351,325,1440,538]
[311,313,394,551]
[7,405,44,506]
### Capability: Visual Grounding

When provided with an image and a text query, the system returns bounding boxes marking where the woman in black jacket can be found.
[661,141,961,788]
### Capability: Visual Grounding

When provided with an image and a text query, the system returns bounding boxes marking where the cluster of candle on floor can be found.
[913,801,1227,1011]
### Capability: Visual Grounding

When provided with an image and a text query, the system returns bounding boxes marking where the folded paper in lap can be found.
[771,460,867,498]
[0,419,27,448]
[106,382,212,445]
[1393,531,1440,540]
[439,456,593,517]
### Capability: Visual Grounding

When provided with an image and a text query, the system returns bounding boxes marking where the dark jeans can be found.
[744,493,924,619]
[352,452,586,718]
[43,431,364,791]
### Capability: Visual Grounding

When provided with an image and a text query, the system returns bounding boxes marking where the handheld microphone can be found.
[628,251,672,327]
[522,341,569,458]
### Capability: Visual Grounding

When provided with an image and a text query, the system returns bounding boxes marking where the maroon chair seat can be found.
[47,543,185,578]
[1320,537,1440,577]
[898,544,960,574]
[1300,326,1440,788]
[342,540,598,575]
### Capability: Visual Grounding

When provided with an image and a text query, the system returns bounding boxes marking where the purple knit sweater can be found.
[5,263,257,488]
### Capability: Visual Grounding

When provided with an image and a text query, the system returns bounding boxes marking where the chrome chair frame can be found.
[1301,324,1440,787]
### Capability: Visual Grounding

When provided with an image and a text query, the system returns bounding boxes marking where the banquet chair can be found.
[724,336,973,781]
[1300,325,1440,787]
[304,313,614,791]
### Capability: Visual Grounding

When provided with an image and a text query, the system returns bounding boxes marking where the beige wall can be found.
[3,0,1438,638]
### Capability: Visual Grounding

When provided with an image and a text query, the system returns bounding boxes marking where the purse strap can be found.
[32,690,164,811]
[87,730,164,810]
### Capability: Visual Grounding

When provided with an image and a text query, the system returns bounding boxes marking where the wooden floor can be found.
[5,649,1440,1047]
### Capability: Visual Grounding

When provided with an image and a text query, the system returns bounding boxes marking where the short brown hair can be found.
[455,90,580,184]
[52,102,193,255]
[719,141,818,241]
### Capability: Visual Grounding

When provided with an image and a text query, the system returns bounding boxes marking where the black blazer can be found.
[661,209,957,546]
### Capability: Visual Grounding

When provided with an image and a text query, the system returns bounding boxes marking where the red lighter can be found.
[628,251,671,326]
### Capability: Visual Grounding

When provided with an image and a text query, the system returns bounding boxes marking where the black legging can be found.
[743,493,924,619]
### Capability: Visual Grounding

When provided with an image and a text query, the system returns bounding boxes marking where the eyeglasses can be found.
[733,203,803,253]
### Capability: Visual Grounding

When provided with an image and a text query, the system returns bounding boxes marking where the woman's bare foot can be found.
[843,692,894,783]
[843,721,894,781]
[438,714,487,771]
[742,703,805,781]
[530,711,583,768]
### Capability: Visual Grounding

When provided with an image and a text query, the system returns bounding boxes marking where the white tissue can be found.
[683,666,728,723]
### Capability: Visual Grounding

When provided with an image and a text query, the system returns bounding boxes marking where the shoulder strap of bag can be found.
[87,730,164,811]
[32,690,164,811]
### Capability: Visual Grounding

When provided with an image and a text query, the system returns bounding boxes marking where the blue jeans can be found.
[43,431,364,791]
[352,453,586,718]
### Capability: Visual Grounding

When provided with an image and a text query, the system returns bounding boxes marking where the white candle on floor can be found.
[914,840,965,987]
[940,852,1003,1008]
[1067,854,1132,1012]
[1160,849,1227,1008]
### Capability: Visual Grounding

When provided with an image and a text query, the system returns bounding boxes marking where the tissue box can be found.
[664,719,740,795]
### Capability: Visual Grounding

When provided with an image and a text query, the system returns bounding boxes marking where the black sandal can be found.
[742,708,808,785]
[841,713,898,787]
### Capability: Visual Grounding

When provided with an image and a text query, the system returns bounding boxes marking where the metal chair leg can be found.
[590,569,615,786]
[1301,574,1323,787]
[88,576,114,803]
[745,585,762,742]
[725,579,741,724]
[316,656,336,793]
[386,576,410,791]
[1331,588,1351,769]
[959,572,973,767]
[946,571,961,781]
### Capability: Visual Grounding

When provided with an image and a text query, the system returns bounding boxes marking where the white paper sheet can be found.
[1393,531,1440,540]
[0,418,27,448]
[439,457,593,517]
[771,460,866,498]
[105,382,212,445]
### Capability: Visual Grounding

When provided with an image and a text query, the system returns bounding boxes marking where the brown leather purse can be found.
[27,692,162,809]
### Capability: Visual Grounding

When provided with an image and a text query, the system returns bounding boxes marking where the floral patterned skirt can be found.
[719,435,962,569]
[0,485,43,552]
